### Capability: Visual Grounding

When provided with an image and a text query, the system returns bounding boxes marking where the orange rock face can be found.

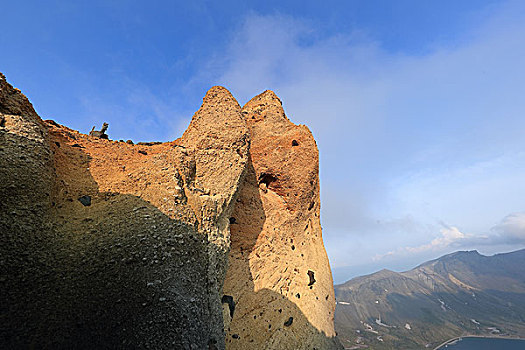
[223,91,340,349]
[0,73,340,349]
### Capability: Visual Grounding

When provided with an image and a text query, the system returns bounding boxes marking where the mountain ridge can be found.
[335,249,525,349]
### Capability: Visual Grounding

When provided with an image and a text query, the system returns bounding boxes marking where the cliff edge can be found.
[0,73,341,349]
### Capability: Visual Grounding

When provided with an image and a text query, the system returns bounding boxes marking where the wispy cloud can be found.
[373,225,482,261]
[491,212,525,243]
[72,73,194,142]
[374,212,525,262]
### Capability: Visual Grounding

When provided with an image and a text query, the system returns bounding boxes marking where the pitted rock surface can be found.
[0,73,340,349]
[223,91,341,349]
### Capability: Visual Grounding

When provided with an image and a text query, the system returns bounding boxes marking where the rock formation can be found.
[223,91,340,349]
[89,122,109,139]
[0,73,340,349]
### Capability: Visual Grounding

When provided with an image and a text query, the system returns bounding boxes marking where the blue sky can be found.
[2,0,525,283]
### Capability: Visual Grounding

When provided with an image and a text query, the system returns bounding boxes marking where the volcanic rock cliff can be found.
[0,73,341,349]
[223,91,339,349]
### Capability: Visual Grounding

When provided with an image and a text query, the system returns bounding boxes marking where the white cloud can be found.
[407,226,469,253]
[372,225,483,261]
[492,212,525,243]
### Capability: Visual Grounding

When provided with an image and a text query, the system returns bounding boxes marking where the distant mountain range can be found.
[334,249,525,349]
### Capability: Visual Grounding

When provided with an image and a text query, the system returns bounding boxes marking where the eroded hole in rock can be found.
[307,270,316,286]
[78,195,91,207]
[292,140,299,146]
[295,293,300,299]
[208,338,218,350]
[221,295,236,318]
[258,173,278,188]
[308,201,315,211]
[229,217,236,224]
[138,150,148,155]
[284,317,294,327]
[291,245,295,250]
[232,334,240,339]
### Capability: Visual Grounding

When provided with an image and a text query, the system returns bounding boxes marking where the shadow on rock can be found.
[1,130,214,349]
[223,157,342,350]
